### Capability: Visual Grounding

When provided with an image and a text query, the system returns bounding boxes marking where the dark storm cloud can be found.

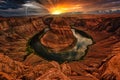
[1,0,119,9]
[0,0,30,9]
[0,0,120,10]
[0,0,49,16]
[0,0,120,16]
[74,0,120,10]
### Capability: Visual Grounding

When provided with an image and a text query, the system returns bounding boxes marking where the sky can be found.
[0,0,120,16]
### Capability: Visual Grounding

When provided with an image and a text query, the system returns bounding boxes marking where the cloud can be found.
[73,0,120,11]
[0,6,49,17]
[0,0,49,16]
[0,0,120,16]
[0,0,29,9]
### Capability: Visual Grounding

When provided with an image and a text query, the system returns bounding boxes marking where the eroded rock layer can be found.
[0,14,120,80]
[41,17,76,52]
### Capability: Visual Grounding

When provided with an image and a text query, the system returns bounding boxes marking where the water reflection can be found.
[29,28,93,62]
[71,29,93,60]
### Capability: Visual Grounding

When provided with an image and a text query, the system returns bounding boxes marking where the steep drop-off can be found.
[0,14,120,80]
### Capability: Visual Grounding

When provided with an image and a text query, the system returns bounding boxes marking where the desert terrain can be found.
[0,14,120,80]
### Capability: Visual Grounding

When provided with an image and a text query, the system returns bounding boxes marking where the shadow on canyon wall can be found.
[0,14,120,80]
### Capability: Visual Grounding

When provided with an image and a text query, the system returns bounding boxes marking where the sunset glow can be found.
[48,3,82,15]
[51,10,62,15]
[50,6,66,15]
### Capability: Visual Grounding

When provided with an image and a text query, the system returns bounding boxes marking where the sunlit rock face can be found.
[0,14,120,80]
[29,17,93,62]
[41,17,76,52]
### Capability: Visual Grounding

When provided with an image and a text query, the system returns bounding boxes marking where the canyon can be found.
[0,14,120,80]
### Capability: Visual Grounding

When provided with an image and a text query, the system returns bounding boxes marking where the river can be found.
[29,28,93,62]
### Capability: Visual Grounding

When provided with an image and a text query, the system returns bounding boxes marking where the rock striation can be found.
[41,17,76,52]
[0,14,120,79]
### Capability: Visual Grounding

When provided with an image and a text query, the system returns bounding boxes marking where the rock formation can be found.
[0,14,120,80]
[41,17,76,52]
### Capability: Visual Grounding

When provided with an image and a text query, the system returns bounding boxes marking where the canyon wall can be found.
[0,14,120,80]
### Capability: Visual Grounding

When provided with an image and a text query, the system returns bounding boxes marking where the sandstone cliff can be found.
[0,14,120,80]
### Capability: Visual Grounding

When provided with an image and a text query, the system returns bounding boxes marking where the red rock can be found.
[0,14,120,79]
[41,17,76,52]
[36,68,71,80]
[98,54,120,80]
